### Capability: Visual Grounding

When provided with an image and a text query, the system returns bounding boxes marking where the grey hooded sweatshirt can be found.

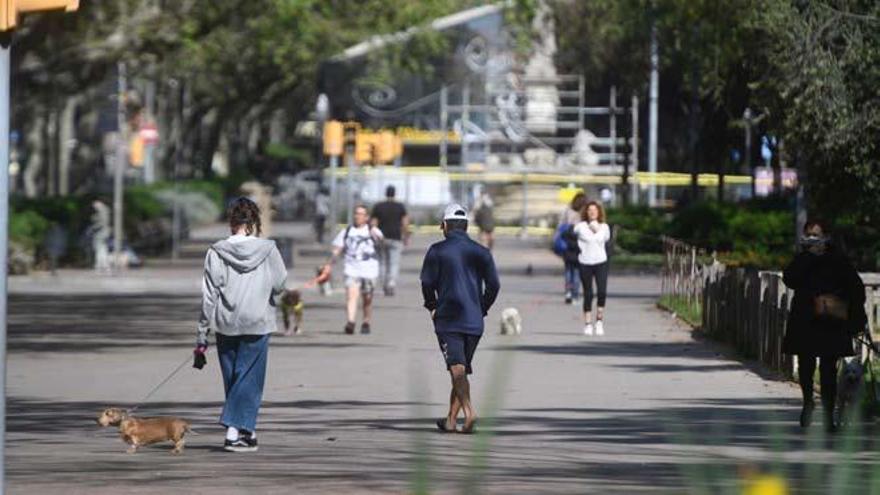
[197,235,287,346]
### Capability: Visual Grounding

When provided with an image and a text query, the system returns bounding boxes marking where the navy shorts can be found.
[436,332,481,375]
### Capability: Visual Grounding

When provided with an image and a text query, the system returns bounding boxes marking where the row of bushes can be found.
[608,200,878,270]
[9,179,231,271]
[606,201,797,269]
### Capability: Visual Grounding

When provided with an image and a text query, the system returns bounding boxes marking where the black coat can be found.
[781,248,867,358]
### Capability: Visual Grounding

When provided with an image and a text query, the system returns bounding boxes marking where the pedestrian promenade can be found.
[5,223,864,494]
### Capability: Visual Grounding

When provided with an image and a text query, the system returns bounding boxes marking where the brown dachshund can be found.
[96,408,192,454]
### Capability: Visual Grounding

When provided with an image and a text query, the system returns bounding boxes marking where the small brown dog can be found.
[96,408,191,454]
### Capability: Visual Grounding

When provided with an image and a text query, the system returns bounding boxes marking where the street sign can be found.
[139,123,159,144]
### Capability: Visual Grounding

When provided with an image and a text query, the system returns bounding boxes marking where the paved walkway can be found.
[5,224,870,494]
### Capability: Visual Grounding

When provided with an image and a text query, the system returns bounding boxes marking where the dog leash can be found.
[127,352,194,413]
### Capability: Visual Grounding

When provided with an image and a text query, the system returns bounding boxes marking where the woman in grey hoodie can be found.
[195,197,287,452]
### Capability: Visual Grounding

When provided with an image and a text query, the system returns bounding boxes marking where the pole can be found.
[346,153,354,226]
[609,86,617,170]
[329,154,338,231]
[113,61,127,269]
[648,22,659,208]
[0,41,10,493]
[744,107,754,198]
[171,80,183,261]
[794,154,807,247]
[461,84,470,170]
[578,75,585,131]
[144,80,156,184]
[629,95,639,206]
[440,85,448,169]
[521,173,528,237]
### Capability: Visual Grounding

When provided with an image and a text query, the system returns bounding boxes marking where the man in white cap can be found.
[420,203,500,434]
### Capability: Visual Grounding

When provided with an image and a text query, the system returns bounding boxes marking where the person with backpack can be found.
[194,197,288,452]
[554,192,585,304]
[326,205,384,335]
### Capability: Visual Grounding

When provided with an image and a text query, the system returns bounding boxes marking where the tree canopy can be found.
[553,0,880,242]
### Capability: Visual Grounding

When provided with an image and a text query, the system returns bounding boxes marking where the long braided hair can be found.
[227,197,262,237]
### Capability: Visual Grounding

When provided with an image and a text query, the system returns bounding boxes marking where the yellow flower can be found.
[743,474,789,495]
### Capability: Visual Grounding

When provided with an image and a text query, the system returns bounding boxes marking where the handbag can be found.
[813,294,849,320]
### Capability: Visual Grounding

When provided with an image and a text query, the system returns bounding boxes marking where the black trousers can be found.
[579,262,609,312]
[798,354,838,413]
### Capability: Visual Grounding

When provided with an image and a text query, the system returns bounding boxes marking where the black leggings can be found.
[579,262,609,312]
[798,355,838,412]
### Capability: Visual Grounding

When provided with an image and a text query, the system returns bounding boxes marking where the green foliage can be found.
[9,209,51,252]
[554,0,880,266]
[658,295,702,328]
[609,201,795,269]
[607,206,669,253]
[668,202,794,267]
[124,186,165,225]
[264,143,312,167]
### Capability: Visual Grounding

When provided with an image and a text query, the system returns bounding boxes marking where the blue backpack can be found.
[552,224,570,256]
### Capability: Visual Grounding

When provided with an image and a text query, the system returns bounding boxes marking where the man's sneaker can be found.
[564,291,573,305]
[344,322,355,335]
[224,436,258,453]
[583,323,594,336]
[595,320,605,336]
[360,323,371,335]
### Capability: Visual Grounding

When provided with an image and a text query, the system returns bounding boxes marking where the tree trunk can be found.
[58,97,78,196]
[23,113,46,198]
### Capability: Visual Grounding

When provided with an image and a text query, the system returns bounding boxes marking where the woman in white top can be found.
[573,201,611,336]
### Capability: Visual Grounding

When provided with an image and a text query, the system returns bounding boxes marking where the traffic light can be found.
[375,131,395,164]
[355,132,375,164]
[323,121,343,157]
[1,0,79,31]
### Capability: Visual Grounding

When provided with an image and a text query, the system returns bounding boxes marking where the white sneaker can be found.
[595,320,604,336]
[583,323,594,336]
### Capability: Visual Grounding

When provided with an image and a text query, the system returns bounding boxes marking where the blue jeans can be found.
[217,333,270,432]
[564,261,580,298]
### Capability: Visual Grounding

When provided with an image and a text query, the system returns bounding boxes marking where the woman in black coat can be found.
[782,220,867,432]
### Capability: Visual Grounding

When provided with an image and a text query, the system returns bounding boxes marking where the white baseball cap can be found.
[443,203,469,221]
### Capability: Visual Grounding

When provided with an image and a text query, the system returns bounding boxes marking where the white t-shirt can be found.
[332,224,383,279]
[574,221,610,265]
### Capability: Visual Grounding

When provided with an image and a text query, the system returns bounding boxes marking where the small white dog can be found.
[500,307,522,335]
[836,358,865,425]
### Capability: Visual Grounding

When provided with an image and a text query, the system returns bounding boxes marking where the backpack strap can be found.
[341,225,352,254]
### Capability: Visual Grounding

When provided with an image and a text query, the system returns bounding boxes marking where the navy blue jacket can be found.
[420,230,500,335]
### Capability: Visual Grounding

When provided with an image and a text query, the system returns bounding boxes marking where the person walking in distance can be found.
[420,204,500,433]
[574,201,611,336]
[327,205,384,335]
[91,200,111,272]
[195,197,288,452]
[558,192,585,304]
[781,220,867,432]
[371,185,410,296]
[473,190,496,251]
[314,186,331,244]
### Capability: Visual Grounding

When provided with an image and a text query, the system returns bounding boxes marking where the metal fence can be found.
[325,167,754,228]
[661,236,880,378]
